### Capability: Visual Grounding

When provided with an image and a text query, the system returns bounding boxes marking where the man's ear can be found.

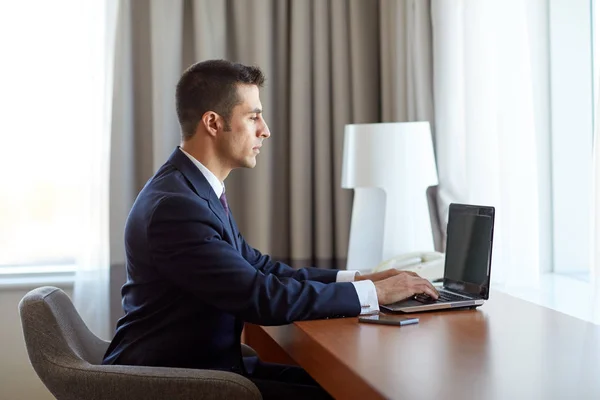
[201,111,220,138]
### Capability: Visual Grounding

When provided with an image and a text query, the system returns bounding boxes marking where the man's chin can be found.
[242,157,257,169]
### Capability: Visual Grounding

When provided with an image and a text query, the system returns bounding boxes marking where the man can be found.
[103,60,438,399]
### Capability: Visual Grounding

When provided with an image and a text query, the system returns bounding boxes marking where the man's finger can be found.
[417,281,439,299]
[423,279,439,296]
[420,284,439,299]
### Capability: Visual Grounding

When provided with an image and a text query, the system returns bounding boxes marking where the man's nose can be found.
[260,120,271,138]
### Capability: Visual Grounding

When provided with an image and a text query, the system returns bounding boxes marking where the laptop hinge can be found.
[443,287,483,300]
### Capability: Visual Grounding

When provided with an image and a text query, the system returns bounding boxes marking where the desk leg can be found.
[242,323,298,366]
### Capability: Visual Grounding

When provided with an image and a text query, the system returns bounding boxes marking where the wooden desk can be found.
[245,291,600,399]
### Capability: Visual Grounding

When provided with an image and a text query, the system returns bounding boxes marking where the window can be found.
[0,1,106,275]
[549,0,595,281]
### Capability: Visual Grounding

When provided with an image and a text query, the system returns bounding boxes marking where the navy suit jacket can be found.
[103,148,361,371]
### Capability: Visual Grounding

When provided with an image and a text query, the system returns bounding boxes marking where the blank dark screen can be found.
[445,213,492,286]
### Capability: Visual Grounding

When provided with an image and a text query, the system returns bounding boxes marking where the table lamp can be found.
[341,122,438,272]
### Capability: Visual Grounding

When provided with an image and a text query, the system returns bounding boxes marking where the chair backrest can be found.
[426,185,446,252]
[19,286,110,390]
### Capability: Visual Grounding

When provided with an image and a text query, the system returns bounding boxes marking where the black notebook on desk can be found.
[381,203,495,313]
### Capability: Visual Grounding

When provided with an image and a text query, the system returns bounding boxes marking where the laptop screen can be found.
[443,204,494,299]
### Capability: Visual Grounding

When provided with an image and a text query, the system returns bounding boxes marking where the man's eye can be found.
[250,116,259,121]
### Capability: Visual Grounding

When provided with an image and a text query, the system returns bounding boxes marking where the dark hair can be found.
[176,59,265,139]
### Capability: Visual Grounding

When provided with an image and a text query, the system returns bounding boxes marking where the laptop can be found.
[381,203,495,313]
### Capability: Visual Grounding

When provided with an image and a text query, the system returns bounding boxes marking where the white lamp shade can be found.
[342,122,438,271]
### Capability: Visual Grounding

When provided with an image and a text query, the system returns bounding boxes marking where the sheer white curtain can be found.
[432,0,548,287]
[593,81,600,322]
[73,0,119,340]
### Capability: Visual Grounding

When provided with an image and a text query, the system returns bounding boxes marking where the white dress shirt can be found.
[179,147,379,315]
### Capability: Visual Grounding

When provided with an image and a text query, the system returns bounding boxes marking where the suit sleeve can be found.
[239,236,339,284]
[147,195,361,325]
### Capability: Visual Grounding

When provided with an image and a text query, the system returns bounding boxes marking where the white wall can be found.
[0,285,72,400]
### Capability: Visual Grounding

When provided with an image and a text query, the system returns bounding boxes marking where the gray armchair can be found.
[19,286,261,400]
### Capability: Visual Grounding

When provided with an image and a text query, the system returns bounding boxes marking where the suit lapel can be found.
[167,148,237,245]
[227,213,240,251]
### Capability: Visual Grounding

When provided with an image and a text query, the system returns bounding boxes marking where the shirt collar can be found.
[179,147,225,198]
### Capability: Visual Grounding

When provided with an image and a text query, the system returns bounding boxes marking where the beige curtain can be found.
[109,0,434,272]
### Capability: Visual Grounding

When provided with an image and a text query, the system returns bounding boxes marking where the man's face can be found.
[217,84,270,169]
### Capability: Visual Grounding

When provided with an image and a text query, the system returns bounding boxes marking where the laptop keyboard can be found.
[414,290,468,304]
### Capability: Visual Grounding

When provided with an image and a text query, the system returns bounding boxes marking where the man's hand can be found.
[372,272,439,305]
[355,268,404,283]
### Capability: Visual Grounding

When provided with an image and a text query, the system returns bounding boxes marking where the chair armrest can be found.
[53,364,261,400]
[241,343,258,358]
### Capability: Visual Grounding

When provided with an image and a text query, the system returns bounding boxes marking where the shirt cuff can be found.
[350,280,380,315]
[336,270,360,283]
